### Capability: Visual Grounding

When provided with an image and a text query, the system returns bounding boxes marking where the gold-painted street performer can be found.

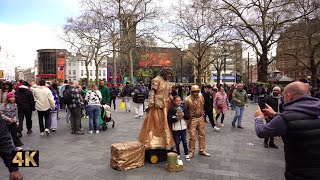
[184,85,211,158]
[139,67,175,149]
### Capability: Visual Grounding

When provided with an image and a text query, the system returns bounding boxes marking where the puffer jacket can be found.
[168,106,190,131]
[15,85,35,111]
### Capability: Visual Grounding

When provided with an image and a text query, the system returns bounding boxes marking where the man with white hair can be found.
[68,81,84,135]
[263,86,282,149]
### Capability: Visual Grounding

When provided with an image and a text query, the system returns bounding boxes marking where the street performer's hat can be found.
[205,85,212,89]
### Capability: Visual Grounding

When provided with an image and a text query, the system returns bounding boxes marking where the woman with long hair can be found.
[85,83,102,134]
[214,87,229,127]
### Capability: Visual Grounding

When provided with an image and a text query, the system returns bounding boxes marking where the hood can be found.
[283,95,320,117]
[19,85,29,89]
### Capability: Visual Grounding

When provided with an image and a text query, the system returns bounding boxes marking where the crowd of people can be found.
[0,75,320,179]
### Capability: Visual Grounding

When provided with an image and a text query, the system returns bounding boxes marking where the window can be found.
[81,62,84,66]
[103,70,106,76]
[68,70,71,75]
[99,70,101,76]
[73,70,76,75]
[81,70,84,76]
[90,70,92,76]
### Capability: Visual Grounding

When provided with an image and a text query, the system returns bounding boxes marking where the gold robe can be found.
[139,76,174,149]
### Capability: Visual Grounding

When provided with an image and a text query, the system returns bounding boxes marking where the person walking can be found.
[132,84,145,119]
[85,84,102,134]
[167,95,190,161]
[15,81,35,136]
[81,85,89,119]
[0,92,24,151]
[67,81,84,135]
[110,84,118,111]
[121,82,133,112]
[254,81,320,179]
[48,86,59,132]
[33,80,55,136]
[214,87,229,127]
[232,83,248,129]
[202,85,220,131]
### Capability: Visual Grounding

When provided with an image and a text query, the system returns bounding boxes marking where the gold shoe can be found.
[189,152,194,158]
[199,151,211,157]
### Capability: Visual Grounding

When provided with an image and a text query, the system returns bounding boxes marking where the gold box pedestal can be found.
[166,152,183,172]
[110,141,145,171]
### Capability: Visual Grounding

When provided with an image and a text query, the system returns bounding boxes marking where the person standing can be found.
[121,82,133,112]
[0,81,14,104]
[254,81,320,179]
[99,80,111,105]
[214,87,229,127]
[203,85,220,131]
[48,86,59,132]
[85,84,102,134]
[232,83,248,129]
[139,67,175,149]
[262,86,282,149]
[67,81,84,135]
[184,85,211,158]
[15,81,35,136]
[110,84,118,111]
[33,80,55,136]
[81,85,89,119]
[168,95,190,161]
[0,92,24,150]
[132,84,145,119]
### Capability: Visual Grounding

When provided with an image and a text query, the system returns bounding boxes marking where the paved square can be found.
[0,99,285,180]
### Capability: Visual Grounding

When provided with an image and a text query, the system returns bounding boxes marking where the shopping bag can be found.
[120,102,126,110]
[213,108,217,118]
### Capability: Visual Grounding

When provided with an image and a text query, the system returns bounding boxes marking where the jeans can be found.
[7,122,23,147]
[123,97,130,111]
[232,106,244,126]
[69,107,82,132]
[38,109,50,132]
[134,103,144,116]
[216,113,225,123]
[88,105,100,131]
[205,110,216,128]
[17,108,32,132]
[253,95,258,104]
[173,129,188,155]
[110,97,116,110]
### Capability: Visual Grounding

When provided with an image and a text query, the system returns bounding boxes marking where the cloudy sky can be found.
[0,0,81,67]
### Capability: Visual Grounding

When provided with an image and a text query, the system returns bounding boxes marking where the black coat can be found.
[15,87,35,111]
[0,120,18,173]
[167,106,190,123]
[203,92,213,113]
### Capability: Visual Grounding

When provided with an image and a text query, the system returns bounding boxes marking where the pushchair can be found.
[100,103,115,131]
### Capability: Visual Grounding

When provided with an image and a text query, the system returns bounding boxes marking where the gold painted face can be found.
[191,91,200,98]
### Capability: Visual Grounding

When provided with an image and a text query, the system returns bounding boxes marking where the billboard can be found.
[57,58,65,80]
[139,52,173,67]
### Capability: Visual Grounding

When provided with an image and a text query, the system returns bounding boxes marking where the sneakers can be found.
[188,152,194,158]
[44,128,50,136]
[177,155,180,159]
[213,126,220,132]
[40,132,45,136]
[199,151,211,157]
[15,147,23,151]
[51,128,56,132]
[96,130,99,134]
[186,155,190,161]
[27,130,33,134]
[89,130,93,134]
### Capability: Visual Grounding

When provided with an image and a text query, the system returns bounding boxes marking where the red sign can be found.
[57,58,65,80]
[139,52,173,67]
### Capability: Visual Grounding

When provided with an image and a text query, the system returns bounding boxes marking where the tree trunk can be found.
[197,65,202,85]
[217,69,221,87]
[95,61,99,85]
[112,43,117,85]
[310,55,317,87]
[258,49,268,82]
[129,48,134,84]
[86,63,89,86]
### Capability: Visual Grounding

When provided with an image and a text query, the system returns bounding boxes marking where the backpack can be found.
[63,88,73,105]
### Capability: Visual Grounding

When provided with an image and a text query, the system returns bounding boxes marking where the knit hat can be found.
[6,92,15,99]
[273,86,281,91]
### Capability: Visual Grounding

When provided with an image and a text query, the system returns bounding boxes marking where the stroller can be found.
[100,104,115,131]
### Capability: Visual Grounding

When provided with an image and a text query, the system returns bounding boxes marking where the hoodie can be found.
[15,85,35,110]
[255,95,320,138]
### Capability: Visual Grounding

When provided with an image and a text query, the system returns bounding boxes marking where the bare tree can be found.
[222,0,318,82]
[280,0,320,87]
[164,0,229,85]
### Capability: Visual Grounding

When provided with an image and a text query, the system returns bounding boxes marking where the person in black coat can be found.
[0,116,23,180]
[15,81,35,137]
[202,85,220,131]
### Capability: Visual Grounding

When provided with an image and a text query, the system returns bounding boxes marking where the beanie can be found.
[6,92,15,99]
